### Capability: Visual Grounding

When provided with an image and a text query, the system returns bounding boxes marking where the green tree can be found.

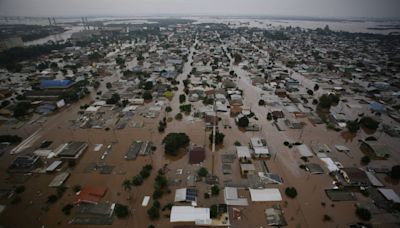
[356,207,371,221]
[175,113,183,120]
[155,174,168,189]
[233,53,242,64]
[346,119,360,133]
[165,106,172,112]
[115,204,129,218]
[267,112,272,121]
[140,168,151,179]
[106,82,112,89]
[132,176,143,186]
[198,167,208,178]
[143,91,153,100]
[210,204,218,218]
[179,94,186,103]
[360,116,379,130]
[122,179,131,191]
[318,94,332,109]
[258,99,265,106]
[116,56,125,66]
[314,84,319,91]
[106,93,120,104]
[62,204,74,215]
[211,185,220,196]
[152,189,163,199]
[361,156,371,165]
[13,102,31,117]
[209,131,225,145]
[285,187,298,198]
[147,206,160,220]
[237,116,249,128]
[179,104,192,113]
[162,133,190,156]
[144,81,153,90]
[391,165,400,179]
[318,94,340,110]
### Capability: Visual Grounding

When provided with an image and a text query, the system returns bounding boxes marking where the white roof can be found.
[93,100,106,106]
[320,157,339,172]
[142,196,150,207]
[174,188,187,202]
[46,160,63,172]
[231,94,242,101]
[366,171,384,187]
[378,188,400,203]
[170,206,211,223]
[335,145,350,152]
[249,188,282,202]
[250,137,264,147]
[48,172,70,187]
[34,149,53,157]
[85,106,100,112]
[254,147,269,155]
[224,187,238,199]
[129,98,144,104]
[122,105,138,112]
[224,187,248,206]
[296,144,313,157]
[285,105,299,113]
[236,146,251,158]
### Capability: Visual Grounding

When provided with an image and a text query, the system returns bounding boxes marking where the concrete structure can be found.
[57,142,88,160]
[170,206,211,224]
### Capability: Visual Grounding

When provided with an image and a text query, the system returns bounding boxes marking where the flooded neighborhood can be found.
[0,3,400,228]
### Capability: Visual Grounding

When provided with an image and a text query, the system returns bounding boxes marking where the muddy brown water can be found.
[1,30,400,228]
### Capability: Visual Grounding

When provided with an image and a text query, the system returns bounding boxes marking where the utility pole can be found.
[211,94,217,175]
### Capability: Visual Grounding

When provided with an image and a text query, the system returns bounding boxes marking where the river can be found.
[23,26,84,46]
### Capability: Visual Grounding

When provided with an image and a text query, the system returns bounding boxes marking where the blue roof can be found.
[40,80,74,89]
[370,101,385,112]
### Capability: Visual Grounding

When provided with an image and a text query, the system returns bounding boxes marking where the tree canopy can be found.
[237,116,249,128]
[198,167,208,177]
[318,94,340,109]
[209,131,225,145]
[346,119,360,133]
[115,204,129,218]
[360,116,379,130]
[285,187,298,198]
[391,165,400,179]
[162,133,190,156]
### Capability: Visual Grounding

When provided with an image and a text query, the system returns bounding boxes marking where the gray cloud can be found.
[0,0,399,18]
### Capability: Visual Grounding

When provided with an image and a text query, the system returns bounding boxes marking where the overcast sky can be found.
[0,0,399,19]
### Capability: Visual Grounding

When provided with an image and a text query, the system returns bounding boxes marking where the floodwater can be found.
[24,26,84,46]
[191,17,400,35]
[1,25,400,228]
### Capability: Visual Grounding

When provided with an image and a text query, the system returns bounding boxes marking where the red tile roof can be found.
[75,187,107,204]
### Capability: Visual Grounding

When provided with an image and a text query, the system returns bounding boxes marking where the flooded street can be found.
[0,16,399,228]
